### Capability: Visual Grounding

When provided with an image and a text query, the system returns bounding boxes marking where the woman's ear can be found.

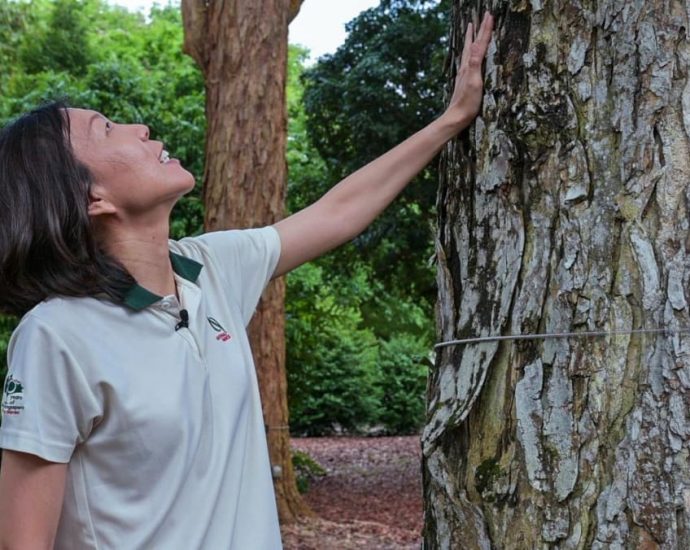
[87,189,117,217]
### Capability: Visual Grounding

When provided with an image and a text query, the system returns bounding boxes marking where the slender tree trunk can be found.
[425,1,690,548]
[181,0,310,522]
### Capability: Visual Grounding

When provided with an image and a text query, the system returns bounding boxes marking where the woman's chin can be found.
[167,170,196,196]
[180,173,197,194]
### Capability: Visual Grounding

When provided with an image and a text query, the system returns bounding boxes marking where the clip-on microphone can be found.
[175,309,189,331]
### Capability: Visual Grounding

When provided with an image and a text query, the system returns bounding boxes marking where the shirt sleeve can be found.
[177,226,282,326]
[0,315,101,463]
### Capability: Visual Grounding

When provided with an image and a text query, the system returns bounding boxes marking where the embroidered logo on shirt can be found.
[2,374,25,416]
[208,317,232,342]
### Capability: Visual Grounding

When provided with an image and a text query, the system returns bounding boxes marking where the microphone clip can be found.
[175,309,190,331]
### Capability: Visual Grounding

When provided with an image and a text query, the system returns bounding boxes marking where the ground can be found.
[281,435,423,549]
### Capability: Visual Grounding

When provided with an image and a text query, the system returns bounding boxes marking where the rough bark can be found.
[425,0,690,548]
[181,0,310,522]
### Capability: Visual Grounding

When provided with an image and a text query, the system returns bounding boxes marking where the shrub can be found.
[374,333,431,435]
[291,449,326,493]
[286,262,382,435]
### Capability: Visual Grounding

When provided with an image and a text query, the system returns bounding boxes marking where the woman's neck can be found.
[102,222,176,298]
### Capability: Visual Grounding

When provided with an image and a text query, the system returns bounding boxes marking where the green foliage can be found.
[286,258,432,435]
[374,334,430,434]
[0,1,31,92]
[291,449,326,493]
[286,45,328,215]
[285,262,432,435]
[286,262,381,435]
[301,0,450,302]
[303,0,449,180]
[20,0,93,76]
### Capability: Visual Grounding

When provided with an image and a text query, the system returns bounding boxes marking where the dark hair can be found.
[0,101,136,316]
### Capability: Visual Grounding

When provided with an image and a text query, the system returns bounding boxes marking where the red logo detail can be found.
[208,317,232,343]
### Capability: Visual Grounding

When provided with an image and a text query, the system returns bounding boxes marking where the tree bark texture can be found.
[181,0,310,522]
[425,0,690,548]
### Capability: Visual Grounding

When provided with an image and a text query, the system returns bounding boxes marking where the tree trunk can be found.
[425,1,690,548]
[181,0,310,523]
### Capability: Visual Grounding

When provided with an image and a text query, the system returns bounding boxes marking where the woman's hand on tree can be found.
[444,12,494,131]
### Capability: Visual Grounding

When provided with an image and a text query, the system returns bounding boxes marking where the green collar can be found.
[122,252,203,311]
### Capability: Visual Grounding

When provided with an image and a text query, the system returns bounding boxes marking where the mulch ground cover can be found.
[281,435,423,549]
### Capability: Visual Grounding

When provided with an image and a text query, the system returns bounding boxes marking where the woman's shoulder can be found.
[170,226,279,255]
[24,294,112,318]
[169,227,280,272]
[13,295,119,343]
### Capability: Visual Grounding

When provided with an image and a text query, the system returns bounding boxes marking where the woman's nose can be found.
[138,125,150,140]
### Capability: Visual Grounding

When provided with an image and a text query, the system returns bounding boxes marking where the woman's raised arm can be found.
[273,12,494,277]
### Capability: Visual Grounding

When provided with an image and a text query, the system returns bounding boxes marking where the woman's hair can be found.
[0,101,136,316]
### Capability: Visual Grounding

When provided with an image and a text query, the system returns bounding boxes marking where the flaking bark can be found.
[425,0,690,548]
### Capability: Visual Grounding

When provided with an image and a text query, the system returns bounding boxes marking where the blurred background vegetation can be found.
[0,0,448,436]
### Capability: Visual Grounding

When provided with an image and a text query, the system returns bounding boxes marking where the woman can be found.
[0,14,493,550]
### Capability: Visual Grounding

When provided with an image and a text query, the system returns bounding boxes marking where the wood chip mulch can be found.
[281,435,423,549]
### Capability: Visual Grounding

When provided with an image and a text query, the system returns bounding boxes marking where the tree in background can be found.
[181,0,309,522]
[425,1,690,547]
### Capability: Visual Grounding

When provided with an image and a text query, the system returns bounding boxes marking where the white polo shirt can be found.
[0,227,283,549]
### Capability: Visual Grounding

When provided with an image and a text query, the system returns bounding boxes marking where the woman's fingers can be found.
[459,13,494,72]
[466,13,493,69]
[460,22,474,69]
[476,13,494,57]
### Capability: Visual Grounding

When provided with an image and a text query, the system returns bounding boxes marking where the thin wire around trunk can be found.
[434,327,690,349]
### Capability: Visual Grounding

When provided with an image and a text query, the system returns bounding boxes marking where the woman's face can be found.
[67,108,195,220]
